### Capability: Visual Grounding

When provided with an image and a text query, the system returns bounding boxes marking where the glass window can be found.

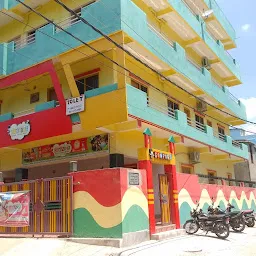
[208,170,216,184]
[131,80,148,94]
[207,120,212,127]
[76,74,99,95]
[168,99,179,111]
[181,165,193,174]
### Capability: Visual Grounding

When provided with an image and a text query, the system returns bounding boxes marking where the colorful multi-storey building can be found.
[0,0,250,240]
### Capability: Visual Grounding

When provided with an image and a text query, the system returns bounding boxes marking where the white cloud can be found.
[241,24,251,32]
[238,98,256,134]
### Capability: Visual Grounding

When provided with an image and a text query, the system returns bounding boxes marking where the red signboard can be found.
[22,134,109,164]
[0,191,30,227]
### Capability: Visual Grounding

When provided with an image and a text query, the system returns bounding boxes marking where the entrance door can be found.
[159,174,171,224]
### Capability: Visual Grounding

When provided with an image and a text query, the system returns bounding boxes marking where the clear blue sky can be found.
[217,0,256,99]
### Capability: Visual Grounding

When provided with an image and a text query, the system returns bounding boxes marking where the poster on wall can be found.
[22,134,109,164]
[0,191,30,227]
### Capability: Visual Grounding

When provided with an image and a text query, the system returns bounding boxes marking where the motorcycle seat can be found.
[199,214,226,220]
[243,210,254,214]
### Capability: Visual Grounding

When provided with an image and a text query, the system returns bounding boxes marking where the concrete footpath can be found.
[0,228,255,256]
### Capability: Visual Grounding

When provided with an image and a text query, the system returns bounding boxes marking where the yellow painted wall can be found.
[0,0,97,43]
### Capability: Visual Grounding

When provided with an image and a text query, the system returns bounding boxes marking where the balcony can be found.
[0,0,121,74]
[120,0,246,120]
[204,0,236,45]
[127,85,248,159]
[140,0,240,83]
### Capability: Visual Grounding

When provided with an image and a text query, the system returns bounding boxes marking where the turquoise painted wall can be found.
[0,0,244,119]
[120,0,245,119]
[126,84,248,159]
[204,0,236,43]
[4,0,121,74]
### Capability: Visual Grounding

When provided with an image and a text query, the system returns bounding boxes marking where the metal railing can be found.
[211,78,223,89]
[232,140,242,149]
[14,33,36,50]
[228,91,240,104]
[187,117,206,133]
[148,23,175,48]
[55,12,82,32]
[197,174,256,188]
[14,108,34,118]
[187,56,202,71]
[213,131,226,142]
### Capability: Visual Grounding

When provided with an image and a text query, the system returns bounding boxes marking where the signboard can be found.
[149,149,172,161]
[8,121,31,140]
[22,134,108,164]
[0,191,30,227]
[66,95,85,115]
[128,172,140,186]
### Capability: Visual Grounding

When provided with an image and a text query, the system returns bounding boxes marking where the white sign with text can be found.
[66,95,85,115]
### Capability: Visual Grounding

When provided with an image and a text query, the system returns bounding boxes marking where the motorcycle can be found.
[243,210,255,227]
[209,203,246,232]
[183,203,230,239]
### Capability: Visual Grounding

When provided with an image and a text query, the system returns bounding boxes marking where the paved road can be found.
[115,228,256,256]
[0,228,255,256]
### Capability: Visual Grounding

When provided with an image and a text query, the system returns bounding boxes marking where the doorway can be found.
[152,164,171,227]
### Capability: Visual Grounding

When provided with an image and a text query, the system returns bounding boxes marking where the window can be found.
[227,173,233,186]
[76,74,99,95]
[12,36,21,51]
[167,99,179,118]
[208,170,217,184]
[195,114,204,131]
[184,108,191,126]
[131,80,148,94]
[47,88,58,102]
[207,120,212,127]
[181,164,194,174]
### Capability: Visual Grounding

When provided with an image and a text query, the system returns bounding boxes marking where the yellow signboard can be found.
[138,148,176,165]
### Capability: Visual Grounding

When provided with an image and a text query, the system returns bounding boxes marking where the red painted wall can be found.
[70,168,147,207]
[0,60,72,148]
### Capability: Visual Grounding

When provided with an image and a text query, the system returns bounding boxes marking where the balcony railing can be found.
[14,108,34,118]
[14,33,36,51]
[55,12,82,32]
[228,92,240,105]
[197,174,256,188]
[147,23,174,48]
[213,130,226,142]
[232,140,242,149]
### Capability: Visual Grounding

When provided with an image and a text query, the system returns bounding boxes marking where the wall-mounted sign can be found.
[22,134,108,164]
[128,172,140,186]
[149,149,172,161]
[8,121,31,140]
[66,95,85,115]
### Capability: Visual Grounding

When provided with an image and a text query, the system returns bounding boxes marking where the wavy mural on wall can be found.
[177,173,256,225]
[72,169,149,238]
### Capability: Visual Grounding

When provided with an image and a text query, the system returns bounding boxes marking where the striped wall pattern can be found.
[177,173,256,225]
[71,168,149,238]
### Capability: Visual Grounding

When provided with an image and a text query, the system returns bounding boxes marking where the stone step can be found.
[155,224,176,233]
[151,229,187,240]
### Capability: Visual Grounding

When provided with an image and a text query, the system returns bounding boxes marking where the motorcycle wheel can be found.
[183,220,199,234]
[247,218,255,227]
[232,218,245,232]
[215,223,230,239]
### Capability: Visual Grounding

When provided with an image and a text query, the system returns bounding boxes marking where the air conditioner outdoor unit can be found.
[202,57,211,70]
[196,100,207,112]
[189,152,200,164]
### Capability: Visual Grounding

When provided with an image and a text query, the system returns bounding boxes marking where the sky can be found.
[216,0,256,132]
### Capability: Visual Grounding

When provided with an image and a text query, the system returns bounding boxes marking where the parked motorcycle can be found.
[209,203,246,232]
[183,203,230,239]
[243,210,255,227]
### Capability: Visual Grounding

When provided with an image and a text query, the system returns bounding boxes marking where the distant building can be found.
[230,128,256,182]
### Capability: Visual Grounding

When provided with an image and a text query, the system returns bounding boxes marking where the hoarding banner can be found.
[22,134,109,164]
[0,191,30,227]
